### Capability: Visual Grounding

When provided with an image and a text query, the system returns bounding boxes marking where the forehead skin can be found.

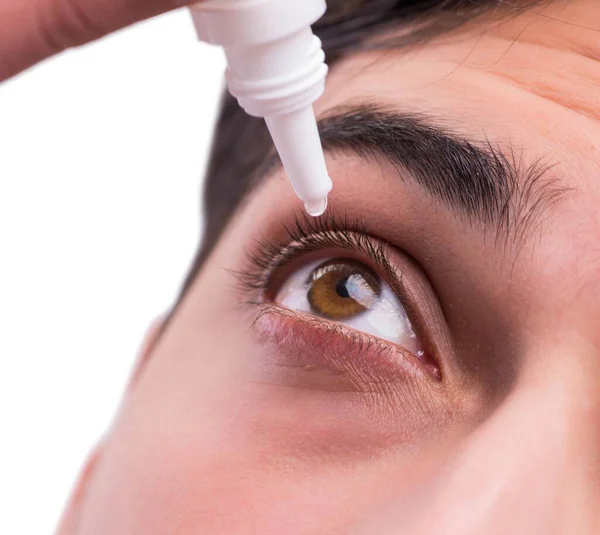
[318,0,600,196]
[320,1,600,149]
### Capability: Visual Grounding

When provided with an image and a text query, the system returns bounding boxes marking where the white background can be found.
[0,11,225,534]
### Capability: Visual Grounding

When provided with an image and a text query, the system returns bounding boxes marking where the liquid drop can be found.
[304,197,328,217]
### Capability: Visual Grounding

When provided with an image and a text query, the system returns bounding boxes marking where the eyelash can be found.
[236,211,410,312]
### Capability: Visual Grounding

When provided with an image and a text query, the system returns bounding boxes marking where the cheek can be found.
[75,296,435,533]
[75,339,393,533]
[79,393,443,535]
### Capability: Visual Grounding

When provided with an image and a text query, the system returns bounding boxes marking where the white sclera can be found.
[275,259,424,355]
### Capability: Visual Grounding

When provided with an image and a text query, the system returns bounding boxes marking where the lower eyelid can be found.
[251,304,442,387]
[245,304,460,454]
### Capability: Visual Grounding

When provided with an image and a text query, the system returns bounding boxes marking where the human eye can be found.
[237,213,441,380]
[276,257,424,357]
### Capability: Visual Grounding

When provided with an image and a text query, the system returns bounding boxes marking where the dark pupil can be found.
[335,277,350,298]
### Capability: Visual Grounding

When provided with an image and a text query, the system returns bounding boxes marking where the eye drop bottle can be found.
[189,0,332,216]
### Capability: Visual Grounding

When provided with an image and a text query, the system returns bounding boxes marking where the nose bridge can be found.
[417,346,600,534]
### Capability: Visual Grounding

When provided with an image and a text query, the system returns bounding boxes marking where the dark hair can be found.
[179,0,543,298]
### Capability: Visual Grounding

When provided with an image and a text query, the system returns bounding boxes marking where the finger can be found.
[0,0,195,82]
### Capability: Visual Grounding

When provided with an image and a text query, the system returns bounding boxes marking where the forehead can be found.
[316,0,600,191]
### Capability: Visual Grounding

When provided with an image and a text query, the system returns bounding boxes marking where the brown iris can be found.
[307,259,382,319]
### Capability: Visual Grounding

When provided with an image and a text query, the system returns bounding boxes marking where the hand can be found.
[0,0,196,82]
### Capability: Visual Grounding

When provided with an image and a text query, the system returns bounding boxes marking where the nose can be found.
[412,348,600,535]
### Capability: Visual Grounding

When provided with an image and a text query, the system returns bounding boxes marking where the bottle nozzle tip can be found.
[304,197,328,217]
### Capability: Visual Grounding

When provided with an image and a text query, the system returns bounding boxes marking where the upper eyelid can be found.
[261,212,392,271]
[237,212,400,301]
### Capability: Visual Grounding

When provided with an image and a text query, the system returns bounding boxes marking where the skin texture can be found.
[49,0,600,533]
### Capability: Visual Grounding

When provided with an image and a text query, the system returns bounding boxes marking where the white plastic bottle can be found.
[189,0,332,216]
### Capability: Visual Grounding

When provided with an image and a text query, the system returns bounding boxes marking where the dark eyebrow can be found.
[309,104,567,248]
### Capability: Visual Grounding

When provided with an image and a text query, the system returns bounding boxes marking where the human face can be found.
[65,1,600,533]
